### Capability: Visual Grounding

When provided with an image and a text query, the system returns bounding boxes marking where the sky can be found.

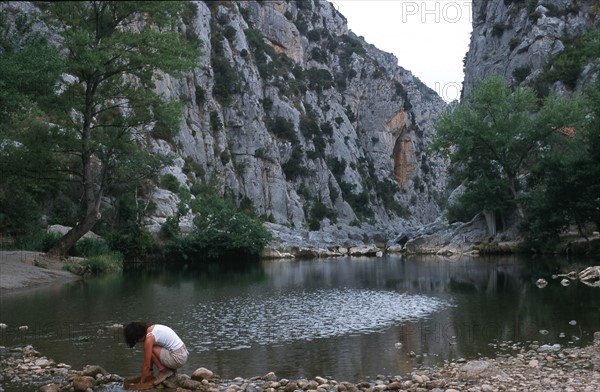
[332,1,473,102]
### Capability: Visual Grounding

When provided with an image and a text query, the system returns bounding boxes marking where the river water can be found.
[1,255,599,384]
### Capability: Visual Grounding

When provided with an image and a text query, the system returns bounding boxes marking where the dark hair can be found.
[124,322,148,348]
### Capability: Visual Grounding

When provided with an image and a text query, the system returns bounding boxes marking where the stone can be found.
[579,266,600,287]
[34,358,54,368]
[39,384,60,392]
[538,344,561,352]
[536,279,548,288]
[528,359,539,367]
[182,379,204,389]
[386,381,403,390]
[81,364,107,377]
[263,372,277,381]
[191,367,214,381]
[457,360,504,380]
[72,375,95,391]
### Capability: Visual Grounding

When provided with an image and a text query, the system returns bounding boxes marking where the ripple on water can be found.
[184,289,451,351]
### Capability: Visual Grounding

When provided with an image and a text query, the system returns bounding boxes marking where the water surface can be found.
[1,255,599,383]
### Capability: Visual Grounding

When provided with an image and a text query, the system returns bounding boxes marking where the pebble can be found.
[0,341,599,392]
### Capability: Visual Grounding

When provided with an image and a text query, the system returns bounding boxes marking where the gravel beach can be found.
[0,340,598,392]
[0,251,81,293]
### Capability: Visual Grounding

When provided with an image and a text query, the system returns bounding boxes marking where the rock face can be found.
[143,1,449,233]
[0,0,452,252]
[463,0,600,98]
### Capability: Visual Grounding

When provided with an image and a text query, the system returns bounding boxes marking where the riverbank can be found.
[0,251,81,293]
[1,337,598,392]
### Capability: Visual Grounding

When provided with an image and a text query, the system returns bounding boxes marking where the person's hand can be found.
[140,368,153,383]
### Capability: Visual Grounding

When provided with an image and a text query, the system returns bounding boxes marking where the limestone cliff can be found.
[145,0,448,234]
[463,0,600,97]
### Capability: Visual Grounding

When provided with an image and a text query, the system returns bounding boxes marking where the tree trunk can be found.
[47,80,101,258]
[508,175,525,220]
[47,210,101,257]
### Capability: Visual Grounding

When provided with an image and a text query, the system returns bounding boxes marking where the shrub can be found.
[268,116,298,143]
[166,195,272,262]
[299,113,320,139]
[105,225,159,261]
[282,145,306,180]
[211,56,240,104]
[512,65,531,83]
[161,174,180,193]
[64,252,123,275]
[210,111,223,132]
[72,238,112,257]
[307,29,321,42]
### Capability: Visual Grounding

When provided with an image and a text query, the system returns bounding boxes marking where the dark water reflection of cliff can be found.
[1,255,599,383]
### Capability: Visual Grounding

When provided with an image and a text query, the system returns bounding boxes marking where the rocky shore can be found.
[1,334,598,392]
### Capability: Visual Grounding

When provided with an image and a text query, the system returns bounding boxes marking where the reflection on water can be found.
[0,255,599,384]
[185,289,450,351]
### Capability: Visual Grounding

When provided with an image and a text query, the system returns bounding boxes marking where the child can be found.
[124,321,189,385]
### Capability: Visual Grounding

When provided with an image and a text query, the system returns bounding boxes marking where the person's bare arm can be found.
[140,334,155,382]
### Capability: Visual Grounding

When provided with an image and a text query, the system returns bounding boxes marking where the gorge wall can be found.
[463,0,599,96]
[141,0,449,239]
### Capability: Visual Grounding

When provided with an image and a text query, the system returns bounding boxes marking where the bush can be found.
[165,195,272,263]
[64,252,123,275]
[72,238,112,257]
[161,174,180,193]
[282,145,306,180]
[513,65,531,83]
[105,225,159,261]
[268,116,298,143]
[211,56,240,104]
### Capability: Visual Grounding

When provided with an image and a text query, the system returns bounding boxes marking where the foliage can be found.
[375,179,409,218]
[72,238,113,258]
[305,68,333,92]
[538,28,600,90]
[308,200,337,230]
[211,56,240,105]
[432,76,583,223]
[268,116,298,143]
[64,252,123,275]
[166,195,272,263]
[0,1,199,255]
[299,111,321,146]
[105,225,159,261]
[522,81,600,250]
[282,145,306,180]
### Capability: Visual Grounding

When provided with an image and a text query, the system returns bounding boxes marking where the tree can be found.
[0,10,64,236]
[523,81,600,250]
[32,2,201,256]
[166,195,273,263]
[432,76,583,225]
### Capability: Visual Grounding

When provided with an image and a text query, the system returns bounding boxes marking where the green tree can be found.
[0,11,64,236]
[25,2,201,257]
[432,76,582,223]
[166,195,272,262]
[523,81,600,250]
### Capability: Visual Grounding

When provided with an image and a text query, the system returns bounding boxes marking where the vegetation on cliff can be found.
[0,2,271,265]
[433,76,600,252]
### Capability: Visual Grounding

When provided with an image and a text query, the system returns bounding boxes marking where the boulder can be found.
[81,364,108,377]
[579,266,600,287]
[39,384,61,392]
[456,360,504,381]
[72,375,95,391]
[191,367,214,381]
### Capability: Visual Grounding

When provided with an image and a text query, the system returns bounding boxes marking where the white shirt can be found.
[148,324,184,351]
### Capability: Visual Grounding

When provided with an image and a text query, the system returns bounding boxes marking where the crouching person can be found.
[124,321,189,384]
